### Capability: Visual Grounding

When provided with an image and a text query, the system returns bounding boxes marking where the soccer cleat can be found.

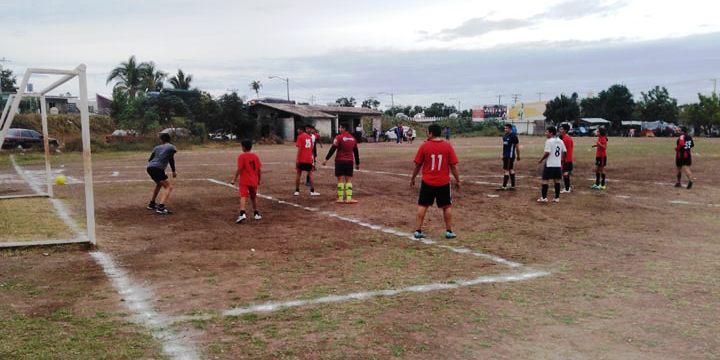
[600,185,607,190]
[496,186,508,191]
[537,197,549,203]
[507,186,516,191]
[687,181,693,189]
[413,230,426,239]
[310,191,321,196]
[156,207,172,215]
[553,198,560,203]
[336,198,345,203]
[590,184,600,190]
[445,230,457,239]
[293,191,300,196]
[345,199,358,204]
[147,202,157,210]
[560,188,572,194]
[253,212,262,220]
[235,213,247,224]
[674,183,682,188]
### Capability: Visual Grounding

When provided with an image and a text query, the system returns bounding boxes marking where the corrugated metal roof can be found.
[255,102,382,118]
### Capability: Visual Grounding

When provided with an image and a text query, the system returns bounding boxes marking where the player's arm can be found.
[231,168,240,185]
[322,145,337,166]
[257,168,262,186]
[148,150,155,162]
[410,162,422,188]
[450,163,460,190]
[169,152,177,177]
[538,151,549,164]
[353,145,360,169]
[515,139,521,161]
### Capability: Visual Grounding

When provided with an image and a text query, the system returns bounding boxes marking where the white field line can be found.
[173,269,549,323]
[10,155,199,360]
[207,178,522,268]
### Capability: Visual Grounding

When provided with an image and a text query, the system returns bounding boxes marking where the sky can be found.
[1,0,719,108]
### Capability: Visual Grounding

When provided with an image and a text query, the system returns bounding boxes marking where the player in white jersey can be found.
[537,126,566,203]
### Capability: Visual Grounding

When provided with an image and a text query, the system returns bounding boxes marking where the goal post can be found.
[0,64,97,246]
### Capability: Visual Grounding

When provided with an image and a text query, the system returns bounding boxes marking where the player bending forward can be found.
[411,124,460,239]
[146,133,177,215]
[323,123,360,204]
[498,123,520,190]
[231,139,262,223]
[294,127,320,197]
[675,126,695,189]
[591,127,608,190]
[559,124,574,193]
[537,126,566,203]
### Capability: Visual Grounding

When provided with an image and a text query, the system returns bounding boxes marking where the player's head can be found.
[305,124,313,133]
[546,126,557,138]
[428,124,442,138]
[560,123,570,134]
[598,127,607,136]
[159,133,171,143]
[241,139,252,152]
[338,123,346,132]
[503,123,512,134]
[297,127,304,134]
[680,126,688,134]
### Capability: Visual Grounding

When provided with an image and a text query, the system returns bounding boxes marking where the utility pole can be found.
[269,75,290,102]
[379,92,395,114]
[0,57,11,93]
[496,94,503,106]
[510,93,521,105]
[309,95,316,105]
[711,78,718,95]
[537,91,544,102]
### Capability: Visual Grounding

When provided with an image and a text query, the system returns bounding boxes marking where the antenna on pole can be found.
[711,78,718,95]
[496,94,503,105]
[537,91,544,102]
[510,93,521,105]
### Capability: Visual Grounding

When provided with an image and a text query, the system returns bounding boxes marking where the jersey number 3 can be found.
[430,154,444,171]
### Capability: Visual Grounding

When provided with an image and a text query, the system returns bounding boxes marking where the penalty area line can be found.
[206,178,522,268]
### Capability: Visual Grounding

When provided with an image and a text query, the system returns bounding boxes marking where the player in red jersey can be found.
[410,124,460,239]
[675,126,695,189]
[559,124,575,193]
[294,127,320,197]
[591,127,608,190]
[323,123,360,203]
[230,139,262,223]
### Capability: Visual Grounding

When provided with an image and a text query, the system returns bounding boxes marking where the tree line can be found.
[543,84,720,134]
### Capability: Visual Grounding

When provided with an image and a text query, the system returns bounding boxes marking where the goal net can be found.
[0,64,97,247]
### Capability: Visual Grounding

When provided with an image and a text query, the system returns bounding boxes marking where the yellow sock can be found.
[345,182,353,201]
[337,182,345,200]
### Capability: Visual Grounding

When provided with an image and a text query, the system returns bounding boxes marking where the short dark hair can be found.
[428,124,442,137]
[547,126,557,135]
[561,123,570,132]
[599,127,607,136]
[159,133,171,143]
[504,123,512,129]
[241,139,252,151]
[680,126,688,133]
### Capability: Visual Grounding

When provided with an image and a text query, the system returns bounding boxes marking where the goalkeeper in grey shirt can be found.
[146,133,177,215]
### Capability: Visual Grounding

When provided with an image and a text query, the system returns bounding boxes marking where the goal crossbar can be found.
[0,64,97,246]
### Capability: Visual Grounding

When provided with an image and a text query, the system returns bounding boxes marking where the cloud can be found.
[430,0,627,41]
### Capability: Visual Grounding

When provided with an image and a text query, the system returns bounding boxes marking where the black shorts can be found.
[418,181,452,208]
[297,163,313,172]
[542,166,562,180]
[595,157,607,167]
[147,167,168,184]
[562,162,574,174]
[676,157,692,167]
[502,158,515,170]
[335,162,354,177]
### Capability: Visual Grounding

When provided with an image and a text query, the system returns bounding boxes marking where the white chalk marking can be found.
[207,178,522,268]
[487,194,500,198]
[172,269,548,322]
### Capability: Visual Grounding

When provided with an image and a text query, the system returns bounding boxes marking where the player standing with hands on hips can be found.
[323,123,360,204]
[411,124,460,239]
[537,126,566,203]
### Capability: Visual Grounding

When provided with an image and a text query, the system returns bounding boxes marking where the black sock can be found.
[416,229,422,233]
[555,183,561,198]
[595,172,601,185]
[254,210,259,215]
[677,173,682,183]
[601,174,606,186]
[310,187,315,192]
[240,210,246,215]
[541,184,549,198]
[295,187,300,192]
[563,175,570,190]
[510,174,516,187]
[446,229,452,232]
[158,203,165,209]
[503,175,509,187]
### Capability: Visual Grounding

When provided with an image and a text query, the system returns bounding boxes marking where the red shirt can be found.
[237,152,262,187]
[676,135,693,159]
[414,139,459,186]
[596,136,608,157]
[561,134,574,163]
[296,132,314,164]
[332,131,358,164]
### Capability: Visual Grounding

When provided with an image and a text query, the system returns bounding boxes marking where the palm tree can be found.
[106,56,147,99]
[169,69,193,90]
[142,62,167,92]
[250,80,262,99]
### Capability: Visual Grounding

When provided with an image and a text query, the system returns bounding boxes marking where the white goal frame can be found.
[0,64,96,246]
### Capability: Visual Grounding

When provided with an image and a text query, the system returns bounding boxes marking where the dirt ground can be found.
[2,136,719,359]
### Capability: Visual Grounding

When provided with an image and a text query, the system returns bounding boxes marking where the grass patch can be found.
[0,198,73,242]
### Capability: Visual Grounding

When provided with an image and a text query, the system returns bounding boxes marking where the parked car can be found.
[384,126,411,141]
[105,129,140,143]
[1,128,59,149]
[160,127,190,138]
[568,126,589,137]
[208,132,237,141]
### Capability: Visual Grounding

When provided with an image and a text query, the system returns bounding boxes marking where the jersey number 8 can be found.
[555,146,561,157]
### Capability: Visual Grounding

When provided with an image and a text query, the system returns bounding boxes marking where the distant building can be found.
[472,105,508,122]
[96,94,112,115]
[44,94,76,114]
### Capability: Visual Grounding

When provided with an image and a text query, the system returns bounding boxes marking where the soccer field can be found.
[2,136,719,359]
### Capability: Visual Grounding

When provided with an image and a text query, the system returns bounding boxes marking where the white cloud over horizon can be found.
[1,0,719,107]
